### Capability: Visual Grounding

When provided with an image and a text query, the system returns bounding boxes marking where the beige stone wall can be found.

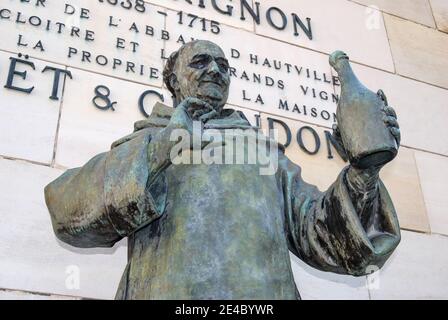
[0,0,447,299]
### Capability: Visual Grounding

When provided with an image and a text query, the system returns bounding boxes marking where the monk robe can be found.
[45,103,400,300]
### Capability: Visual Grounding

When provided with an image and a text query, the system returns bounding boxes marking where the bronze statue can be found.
[45,40,401,300]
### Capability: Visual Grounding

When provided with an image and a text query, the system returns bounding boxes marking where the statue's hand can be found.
[168,97,216,134]
[381,107,401,148]
[377,89,401,148]
[148,97,215,174]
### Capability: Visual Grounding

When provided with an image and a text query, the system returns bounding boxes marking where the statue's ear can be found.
[169,74,181,107]
[169,74,179,93]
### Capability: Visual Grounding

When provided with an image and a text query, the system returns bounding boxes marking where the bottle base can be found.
[353,148,398,169]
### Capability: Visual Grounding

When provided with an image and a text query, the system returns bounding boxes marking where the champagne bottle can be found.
[329,51,398,169]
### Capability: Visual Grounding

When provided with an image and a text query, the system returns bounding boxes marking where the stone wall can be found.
[0,0,447,299]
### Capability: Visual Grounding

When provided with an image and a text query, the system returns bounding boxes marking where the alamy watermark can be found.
[169,121,280,176]
[65,265,80,290]
[366,265,381,290]
[365,5,382,31]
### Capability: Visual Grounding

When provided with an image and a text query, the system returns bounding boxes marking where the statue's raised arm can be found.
[282,51,401,275]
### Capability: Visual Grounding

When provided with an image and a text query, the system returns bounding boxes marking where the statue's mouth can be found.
[201,79,224,87]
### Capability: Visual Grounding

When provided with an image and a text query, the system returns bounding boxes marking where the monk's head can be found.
[163,40,231,111]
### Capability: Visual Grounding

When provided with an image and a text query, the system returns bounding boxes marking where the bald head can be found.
[163,40,231,110]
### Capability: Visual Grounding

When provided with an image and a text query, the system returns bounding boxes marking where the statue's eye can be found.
[218,62,229,73]
[190,56,211,69]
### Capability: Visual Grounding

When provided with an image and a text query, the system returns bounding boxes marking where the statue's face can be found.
[173,41,230,110]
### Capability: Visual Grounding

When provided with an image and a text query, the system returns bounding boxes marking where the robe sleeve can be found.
[280,154,401,276]
[45,129,167,248]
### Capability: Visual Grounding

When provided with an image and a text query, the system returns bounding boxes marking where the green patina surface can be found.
[44,41,401,300]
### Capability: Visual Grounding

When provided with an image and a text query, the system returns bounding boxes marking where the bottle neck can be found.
[335,59,362,90]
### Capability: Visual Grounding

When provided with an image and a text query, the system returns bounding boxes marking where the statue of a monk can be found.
[45,40,401,300]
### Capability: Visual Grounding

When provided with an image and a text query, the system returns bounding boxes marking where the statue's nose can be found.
[207,60,220,74]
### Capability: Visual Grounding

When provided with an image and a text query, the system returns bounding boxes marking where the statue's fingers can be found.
[188,105,209,115]
[181,97,199,111]
[185,97,207,106]
[188,103,211,113]
[192,108,210,120]
[383,116,399,128]
[199,110,218,123]
[377,89,389,106]
[188,97,213,109]
[187,107,197,119]
[390,127,401,144]
[184,97,213,115]
[199,110,217,122]
[382,106,397,118]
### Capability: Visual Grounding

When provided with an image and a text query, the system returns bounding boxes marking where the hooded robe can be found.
[45,103,400,300]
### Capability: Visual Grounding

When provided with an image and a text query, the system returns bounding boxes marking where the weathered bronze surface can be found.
[45,40,401,300]
[330,51,399,169]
